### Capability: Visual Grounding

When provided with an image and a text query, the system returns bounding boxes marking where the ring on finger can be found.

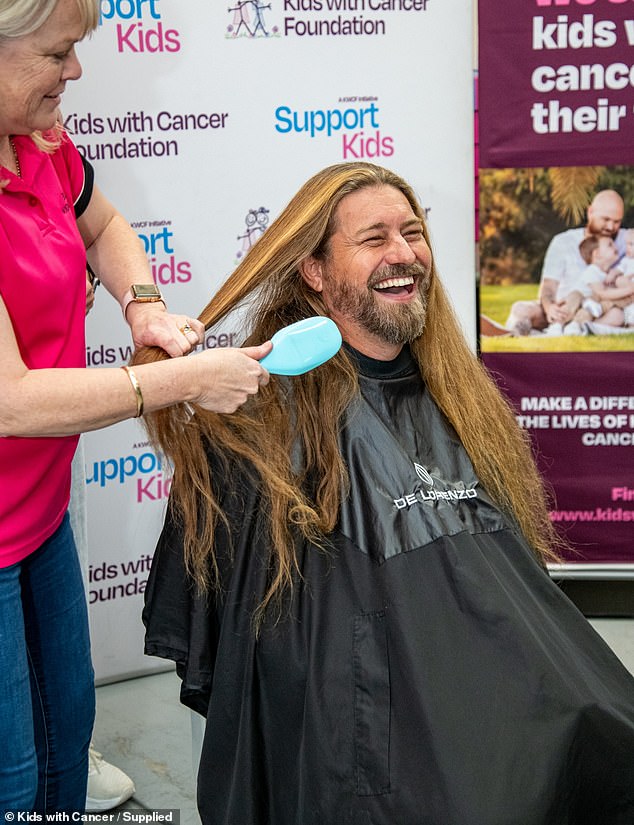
[180,322,194,335]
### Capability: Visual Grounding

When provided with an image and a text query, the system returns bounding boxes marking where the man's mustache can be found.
[368,261,430,289]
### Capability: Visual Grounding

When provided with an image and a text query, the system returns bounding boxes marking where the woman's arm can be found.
[0,295,271,437]
[77,184,204,356]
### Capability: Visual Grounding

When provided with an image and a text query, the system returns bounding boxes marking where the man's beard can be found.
[323,262,429,345]
[588,219,620,238]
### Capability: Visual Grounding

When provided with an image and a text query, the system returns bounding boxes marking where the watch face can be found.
[131,284,162,300]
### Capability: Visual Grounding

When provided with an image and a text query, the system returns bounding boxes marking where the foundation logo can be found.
[65,108,230,162]
[226,1,280,38]
[235,207,271,262]
[227,1,431,39]
[99,0,181,53]
[274,97,394,160]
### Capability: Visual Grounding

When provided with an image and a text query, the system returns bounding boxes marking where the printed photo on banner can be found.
[478,165,634,353]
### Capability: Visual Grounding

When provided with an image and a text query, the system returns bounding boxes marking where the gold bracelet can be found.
[121,365,144,418]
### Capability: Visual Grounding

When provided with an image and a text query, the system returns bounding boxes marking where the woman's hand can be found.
[191,342,272,413]
[126,302,205,356]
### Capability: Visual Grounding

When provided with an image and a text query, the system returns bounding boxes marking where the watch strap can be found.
[121,286,165,319]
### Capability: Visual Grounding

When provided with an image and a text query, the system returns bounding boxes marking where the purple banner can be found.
[483,351,634,563]
[478,0,634,168]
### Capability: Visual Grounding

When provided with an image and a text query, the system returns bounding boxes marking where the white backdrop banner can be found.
[63,0,476,683]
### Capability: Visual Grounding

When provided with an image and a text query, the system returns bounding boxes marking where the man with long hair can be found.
[139,163,634,824]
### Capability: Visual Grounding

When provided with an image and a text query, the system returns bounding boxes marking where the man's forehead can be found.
[334,185,419,232]
[589,197,623,220]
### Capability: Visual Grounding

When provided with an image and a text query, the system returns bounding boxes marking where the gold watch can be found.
[121,284,165,319]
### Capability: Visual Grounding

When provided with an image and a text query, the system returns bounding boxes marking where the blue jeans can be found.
[0,514,95,814]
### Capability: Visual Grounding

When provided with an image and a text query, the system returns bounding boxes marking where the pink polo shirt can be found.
[0,132,89,566]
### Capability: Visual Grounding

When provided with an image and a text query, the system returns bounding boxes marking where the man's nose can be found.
[384,235,416,265]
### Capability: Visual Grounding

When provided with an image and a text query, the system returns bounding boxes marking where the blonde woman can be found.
[0,0,269,812]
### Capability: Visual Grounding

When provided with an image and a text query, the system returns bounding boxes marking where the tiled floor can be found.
[94,618,634,822]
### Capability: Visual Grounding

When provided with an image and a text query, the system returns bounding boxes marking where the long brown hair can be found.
[135,162,563,620]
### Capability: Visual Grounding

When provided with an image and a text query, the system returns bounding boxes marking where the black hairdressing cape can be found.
[143,347,634,825]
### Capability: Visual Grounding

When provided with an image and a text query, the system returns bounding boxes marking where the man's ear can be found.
[299,256,324,293]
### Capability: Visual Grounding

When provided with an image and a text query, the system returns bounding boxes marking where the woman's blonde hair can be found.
[0,0,98,39]
[0,0,99,154]
[135,162,564,621]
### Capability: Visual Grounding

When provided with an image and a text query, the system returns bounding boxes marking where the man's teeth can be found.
[374,276,414,289]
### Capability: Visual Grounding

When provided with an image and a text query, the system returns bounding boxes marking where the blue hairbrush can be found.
[259,316,342,376]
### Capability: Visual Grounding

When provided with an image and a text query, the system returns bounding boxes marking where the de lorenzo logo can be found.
[394,463,478,510]
[414,463,434,486]
[227,1,280,38]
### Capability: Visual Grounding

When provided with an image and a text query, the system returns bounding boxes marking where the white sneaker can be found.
[544,323,563,336]
[563,321,584,335]
[86,744,135,812]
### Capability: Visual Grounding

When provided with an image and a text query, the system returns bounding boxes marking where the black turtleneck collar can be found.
[343,342,417,379]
